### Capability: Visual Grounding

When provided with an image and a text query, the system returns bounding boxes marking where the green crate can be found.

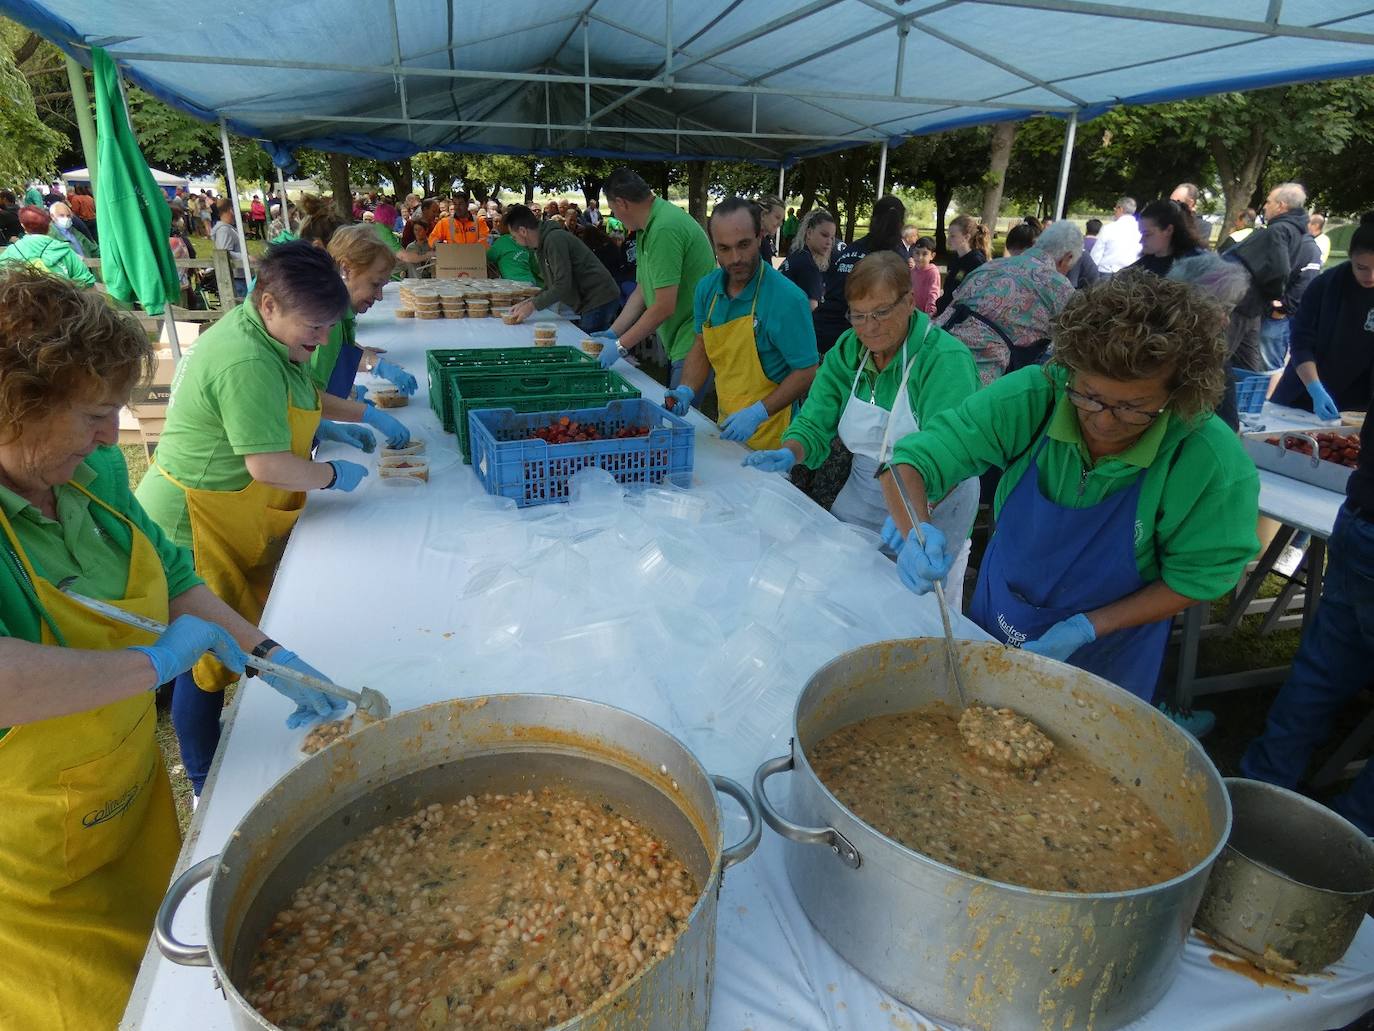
[425,346,594,430]
[451,369,641,461]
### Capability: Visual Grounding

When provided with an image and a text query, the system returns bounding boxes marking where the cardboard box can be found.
[434,242,488,279]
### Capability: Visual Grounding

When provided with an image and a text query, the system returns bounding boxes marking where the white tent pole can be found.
[876,141,889,197]
[218,119,253,283]
[276,165,291,233]
[1052,110,1078,220]
[776,165,785,253]
[163,310,183,362]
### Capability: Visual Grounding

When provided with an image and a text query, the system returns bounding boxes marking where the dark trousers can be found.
[172,671,225,795]
[1241,506,1374,834]
[580,298,619,334]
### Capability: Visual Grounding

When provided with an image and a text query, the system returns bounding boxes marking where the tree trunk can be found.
[394,158,413,198]
[980,121,1017,231]
[797,162,819,218]
[1209,122,1271,242]
[580,175,604,214]
[933,176,953,258]
[686,162,710,224]
[327,153,351,219]
[524,179,535,205]
[656,166,672,199]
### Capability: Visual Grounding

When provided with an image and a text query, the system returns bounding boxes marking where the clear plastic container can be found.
[751,479,819,542]
[745,545,799,623]
[538,616,635,675]
[462,562,533,653]
[379,456,430,481]
[640,486,711,523]
[569,466,624,505]
[381,439,425,458]
[697,622,785,723]
[632,536,711,598]
[426,496,526,559]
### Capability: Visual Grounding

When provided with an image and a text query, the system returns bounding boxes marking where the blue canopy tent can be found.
[6,0,1374,223]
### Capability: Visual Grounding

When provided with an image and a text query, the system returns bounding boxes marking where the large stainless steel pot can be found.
[155,694,760,1030]
[1195,778,1374,974]
[753,639,1230,1031]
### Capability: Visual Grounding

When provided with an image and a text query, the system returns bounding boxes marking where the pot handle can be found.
[711,774,762,869]
[154,855,217,967]
[753,753,861,870]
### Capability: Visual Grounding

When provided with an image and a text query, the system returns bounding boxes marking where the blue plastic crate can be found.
[469,399,695,507]
[1232,370,1269,416]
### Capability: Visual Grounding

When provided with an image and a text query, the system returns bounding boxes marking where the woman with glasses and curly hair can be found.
[882,271,1259,706]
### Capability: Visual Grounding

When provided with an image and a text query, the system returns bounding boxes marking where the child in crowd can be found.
[909,235,940,315]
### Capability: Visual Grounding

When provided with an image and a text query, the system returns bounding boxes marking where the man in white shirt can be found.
[1092,197,1141,274]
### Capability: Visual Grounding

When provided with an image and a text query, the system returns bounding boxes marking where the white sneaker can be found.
[1273,544,1306,578]
[191,793,199,812]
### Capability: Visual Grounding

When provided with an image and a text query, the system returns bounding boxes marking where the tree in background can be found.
[0,35,64,185]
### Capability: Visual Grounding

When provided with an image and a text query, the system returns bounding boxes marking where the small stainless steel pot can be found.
[1195,777,1374,974]
[754,638,1230,1031]
[155,694,760,1030]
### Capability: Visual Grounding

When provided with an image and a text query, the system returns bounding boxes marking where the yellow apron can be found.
[0,486,180,1031]
[152,392,321,691]
[702,274,791,450]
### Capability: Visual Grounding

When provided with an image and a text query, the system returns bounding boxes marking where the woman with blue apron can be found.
[881,272,1261,712]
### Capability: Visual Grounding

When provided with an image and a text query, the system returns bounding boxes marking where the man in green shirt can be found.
[885,272,1258,720]
[485,229,539,284]
[593,169,715,388]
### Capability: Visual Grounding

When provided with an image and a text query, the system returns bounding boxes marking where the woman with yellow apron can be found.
[136,242,383,796]
[0,266,342,1028]
[668,198,819,447]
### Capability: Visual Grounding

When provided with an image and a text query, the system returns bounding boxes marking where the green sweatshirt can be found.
[783,313,978,469]
[486,234,539,284]
[531,220,619,314]
[892,365,1260,600]
[0,234,96,287]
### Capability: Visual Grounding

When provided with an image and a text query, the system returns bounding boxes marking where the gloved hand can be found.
[255,647,349,729]
[1306,380,1340,421]
[351,385,368,402]
[665,385,695,415]
[720,401,768,443]
[741,447,796,473]
[591,331,622,369]
[895,522,952,595]
[130,615,246,686]
[326,460,368,492]
[879,516,905,555]
[317,420,376,453]
[362,404,410,448]
[373,358,418,395]
[1021,613,1097,662]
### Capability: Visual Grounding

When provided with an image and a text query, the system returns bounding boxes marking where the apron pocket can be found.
[59,700,159,884]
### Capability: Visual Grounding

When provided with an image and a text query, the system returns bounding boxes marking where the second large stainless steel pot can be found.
[754,639,1230,1031]
[155,694,760,1030]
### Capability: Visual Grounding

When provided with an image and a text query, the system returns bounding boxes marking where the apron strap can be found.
[705,266,765,329]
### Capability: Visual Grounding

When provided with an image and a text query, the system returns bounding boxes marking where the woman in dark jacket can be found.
[1270,213,1374,418]
[812,195,908,354]
[1131,198,1205,278]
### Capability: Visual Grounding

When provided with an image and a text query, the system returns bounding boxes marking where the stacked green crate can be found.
[425,346,594,432]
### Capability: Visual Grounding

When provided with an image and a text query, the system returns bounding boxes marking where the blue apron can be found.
[325,341,365,400]
[970,438,1171,701]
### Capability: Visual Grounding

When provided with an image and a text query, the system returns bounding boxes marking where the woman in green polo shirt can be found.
[885,271,1259,706]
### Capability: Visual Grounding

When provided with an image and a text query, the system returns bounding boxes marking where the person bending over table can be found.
[591,169,716,401]
[136,243,384,797]
[1269,212,1374,420]
[883,272,1259,719]
[307,224,419,408]
[0,267,340,1030]
[665,196,818,449]
[1240,401,1374,832]
[744,251,980,605]
[503,204,622,338]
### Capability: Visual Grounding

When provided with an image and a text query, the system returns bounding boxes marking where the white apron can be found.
[829,323,979,610]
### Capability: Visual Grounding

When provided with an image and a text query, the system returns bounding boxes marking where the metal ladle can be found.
[56,580,392,721]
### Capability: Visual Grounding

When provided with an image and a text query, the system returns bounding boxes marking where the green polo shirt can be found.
[486,234,539,284]
[892,365,1259,601]
[784,314,978,470]
[135,302,321,549]
[309,308,356,393]
[692,262,819,385]
[637,197,715,362]
[0,447,203,739]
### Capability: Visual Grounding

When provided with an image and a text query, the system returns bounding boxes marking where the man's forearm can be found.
[1087,581,1193,638]
[611,286,645,337]
[679,337,710,392]
[619,297,674,350]
[760,366,816,415]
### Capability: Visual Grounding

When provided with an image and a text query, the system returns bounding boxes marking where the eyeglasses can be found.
[1065,386,1168,426]
[846,300,906,326]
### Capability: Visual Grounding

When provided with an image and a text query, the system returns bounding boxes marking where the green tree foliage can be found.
[0,44,64,185]
[886,130,988,252]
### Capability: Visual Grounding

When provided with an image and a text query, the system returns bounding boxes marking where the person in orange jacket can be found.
[428,192,489,246]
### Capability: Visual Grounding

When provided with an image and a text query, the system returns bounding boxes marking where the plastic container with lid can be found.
[379,455,429,481]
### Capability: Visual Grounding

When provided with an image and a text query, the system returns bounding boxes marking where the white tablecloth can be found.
[124,284,1374,1030]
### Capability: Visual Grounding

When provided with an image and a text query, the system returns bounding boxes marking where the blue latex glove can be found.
[741,448,796,473]
[879,516,905,555]
[130,615,247,686]
[590,331,623,369]
[895,522,953,595]
[351,385,369,402]
[373,358,418,395]
[326,460,368,492]
[1022,613,1097,662]
[720,401,768,443]
[256,647,349,729]
[1306,380,1340,421]
[362,403,410,448]
[317,419,376,453]
[665,385,695,415]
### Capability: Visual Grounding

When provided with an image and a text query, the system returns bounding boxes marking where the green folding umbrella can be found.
[90,47,180,316]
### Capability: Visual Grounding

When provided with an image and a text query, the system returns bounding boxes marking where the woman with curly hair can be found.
[0,267,338,1026]
[882,271,1259,704]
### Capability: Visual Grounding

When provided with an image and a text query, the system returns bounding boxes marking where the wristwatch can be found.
[246,637,279,679]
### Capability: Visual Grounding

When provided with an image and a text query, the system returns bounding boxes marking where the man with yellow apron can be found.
[668,196,819,448]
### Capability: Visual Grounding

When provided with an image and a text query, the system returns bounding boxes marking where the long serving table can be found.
[124,283,1374,1030]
